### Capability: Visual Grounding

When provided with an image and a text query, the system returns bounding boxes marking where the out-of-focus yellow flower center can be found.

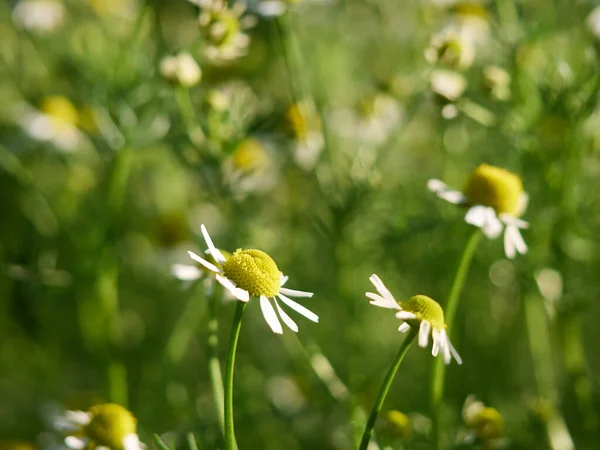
[41,96,79,127]
[451,2,490,21]
[286,103,320,140]
[463,164,523,215]
[222,249,281,297]
[84,403,137,450]
[385,410,412,438]
[232,138,268,172]
[399,295,446,330]
[469,406,504,441]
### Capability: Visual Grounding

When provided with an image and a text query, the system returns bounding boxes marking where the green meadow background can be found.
[1,0,600,449]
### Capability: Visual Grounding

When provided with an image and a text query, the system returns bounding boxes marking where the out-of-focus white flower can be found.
[286,101,324,171]
[222,138,276,196]
[13,0,65,33]
[159,53,202,87]
[425,27,476,70]
[428,163,529,259]
[431,69,467,102]
[587,6,600,38]
[54,403,145,450]
[18,96,84,152]
[196,0,256,63]
[483,66,511,101]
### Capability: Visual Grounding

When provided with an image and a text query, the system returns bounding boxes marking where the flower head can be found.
[428,163,529,259]
[185,225,318,334]
[463,396,505,445]
[56,403,143,450]
[366,274,462,365]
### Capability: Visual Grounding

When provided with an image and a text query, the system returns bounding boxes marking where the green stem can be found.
[431,230,481,449]
[224,301,247,450]
[207,284,226,437]
[175,87,206,148]
[358,328,418,450]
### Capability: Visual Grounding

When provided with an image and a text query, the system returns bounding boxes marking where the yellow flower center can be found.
[41,96,79,127]
[399,295,446,330]
[222,249,281,297]
[385,410,412,438]
[469,407,504,441]
[84,404,137,450]
[232,138,268,172]
[463,164,523,215]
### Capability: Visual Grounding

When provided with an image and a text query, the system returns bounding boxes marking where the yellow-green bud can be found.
[84,404,137,450]
[399,295,446,330]
[463,164,523,215]
[222,249,281,297]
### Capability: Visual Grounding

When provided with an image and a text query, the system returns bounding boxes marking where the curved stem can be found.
[431,230,481,449]
[224,301,247,450]
[359,328,418,450]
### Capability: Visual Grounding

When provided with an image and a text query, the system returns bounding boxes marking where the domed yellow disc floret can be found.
[222,249,281,297]
[399,295,446,330]
[469,406,504,441]
[84,404,137,450]
[463,164,523,215]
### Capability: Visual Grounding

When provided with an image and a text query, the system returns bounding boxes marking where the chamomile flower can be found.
[366,274,462,365]
[186,225,318,334]
[54,403,144,450]
[428,163,529,259]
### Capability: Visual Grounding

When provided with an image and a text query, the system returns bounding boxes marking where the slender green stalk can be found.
[207,284,226,436]
[224,301,248,450]
[359,328,418,450]
[431,230,481,449]
[175,87,206,148]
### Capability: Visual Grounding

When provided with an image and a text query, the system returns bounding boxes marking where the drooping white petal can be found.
[503,224,527,259]
[427,178,448,193]
[65,437,87,450]
[482,208,503,238]
[418,320,431,348]
[280,274,289,286]
[428,179,466,204]
[398,322,411,333]
[172,264,202,281]
[447,338,463,365]
[215,274,250,302]
[279,287,314,298]
[188,251,222,274]
[465,205,488,228]
[431,329,441,357]
[366,292,400,309]
[277,293,319,323]
[200,224,227,264]
[395,311,418,320]
[438,329,452,364]
[500,213,529,229]
[123,434,144,450]
[274,298,299,332]
[260,296,283,334]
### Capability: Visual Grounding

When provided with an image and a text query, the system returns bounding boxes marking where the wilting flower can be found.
[186,225,318,334]
[54,403,144,450]
[428,163,529,259]
[12,0,65,33]
[462,396,506,447]
[159,52,202,87]
[195,0,256,63]
[366,274,462,365]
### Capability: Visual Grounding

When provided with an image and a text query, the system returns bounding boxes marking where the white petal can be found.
[215,274,250,302]
[418,320,431,348]
[274,298,299,332]
[504,224,527,259]
[172,264,202,281]
[398,322,411,333]
[395,311,417,320]
[256,0,286,16]
[200,224,227,264]
[188,251,222,274]
[366,292,400,309]
[427,178,448,193]
[65,437,87,450]
[279,287,314,298]
[482,208,503,238]
[123,434,143,450]
[260,296,283,334]
[439,190,466,204]
[368,274,400,309]
[438,329,452,365]
[431,329,441,357]
[280,274,289,286]
[465,205,488,228]
[277,293,319,323]
[500,213,529,229]
[447,339,462,365]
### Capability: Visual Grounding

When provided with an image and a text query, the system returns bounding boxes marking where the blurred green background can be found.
[1,0,600,448]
